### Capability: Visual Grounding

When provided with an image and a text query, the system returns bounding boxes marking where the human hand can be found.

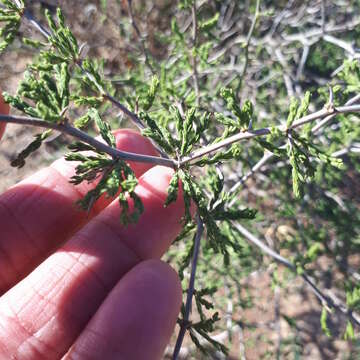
[0,96,185,359]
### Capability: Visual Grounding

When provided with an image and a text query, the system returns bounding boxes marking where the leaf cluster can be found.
[66,111,143,225]
[0,0,23,52]
[2,7,144,224]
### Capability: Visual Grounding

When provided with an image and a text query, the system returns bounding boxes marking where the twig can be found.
[323,34,356,56]
[180,103,360,165]
[22,9,171,159]
[229,92,360,197]
[312,93,360,133]
[172,213,204,360]
[0,114,176,168]
[236,0,261,96]
[102,93,145,130]
[166,324,243,358]
[229,151,273,195]
[23,9,143,127]
[191,0,200,106]
[274,285,281,360]
[181,128,270,165]
[268,0,296,37]
[321,0,326,35]
[23,9,51,38]
[232,222,360,328]
[224,278,233,340]
[332,144,360,157]
[126,0,155,73]
[282,18,360,44]
[238,323,247,360]
[274,47,294,97]
[295,45,310,81]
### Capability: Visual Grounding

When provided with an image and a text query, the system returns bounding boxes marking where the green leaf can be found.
[213,207,257,221]
[140,112,174,154]
[45,8,79,61]
[142,76,159,111]
[219,88,254,128]
[22,37,45,49]
[306,242,323,261]
[11,130,52,168]
[320,307,331,337]
[74,112,92,129]
[89,108,116,147]
[199,13,219,32]
[286,97,299,128]
[0,0,23,52]
[344,321,355,340]
[165,171,180,207]
[296,91,311,120]
[81,58,105,91]
[220,87,243,124]
[68,141,96,153]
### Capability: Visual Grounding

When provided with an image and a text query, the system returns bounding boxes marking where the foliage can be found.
[1,0,360,358]
[0,0,23,51]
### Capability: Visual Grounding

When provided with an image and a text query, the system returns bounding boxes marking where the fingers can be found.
[0,92,9,140]
[0,166,185,359]
[0,129,159,293]
[65,260,181,360]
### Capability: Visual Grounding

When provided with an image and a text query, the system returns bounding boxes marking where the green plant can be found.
[1,0,360,358]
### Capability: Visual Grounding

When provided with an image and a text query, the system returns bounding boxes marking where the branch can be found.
[172,214,204,360]
[233,222,360,328]
[274,47,294,97]
[0,114,176,168]
[180,103,360,165]
[312,93,360,133]
[229,92,360,197]
[181,128,269,165]
[191,0,200,106]
[126,0,155,73]
[22,9,171,159]
[229,150,274,196]
[22,10,145,129]
[236,0,261,96]
[282,18,360,44]
[321,0,326,35]
[323,34,356,56]
[23,10,51,38]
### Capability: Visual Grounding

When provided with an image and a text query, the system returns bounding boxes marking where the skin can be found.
[0,93,184,359]
[0,94,9,139]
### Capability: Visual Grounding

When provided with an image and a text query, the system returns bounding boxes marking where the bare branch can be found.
[233,222,360,328]
[323,34,356,56]
[191,0,200,106]
[236,0,261,96]
[127,0,155,73]
[229,151,274,196]
[312,93,360,133]
[173,214,204,360]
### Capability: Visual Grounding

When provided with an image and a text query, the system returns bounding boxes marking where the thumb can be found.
[0,92,10,140]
